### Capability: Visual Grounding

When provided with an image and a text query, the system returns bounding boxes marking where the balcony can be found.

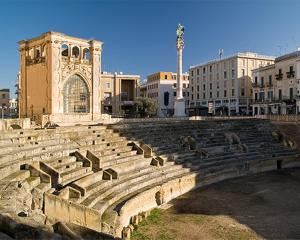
[252,83,259,88]
[275,73,283,80]
[260,83,265,88]
[266,82,273,88]
[287,71,295,78]
[26,56,45,65]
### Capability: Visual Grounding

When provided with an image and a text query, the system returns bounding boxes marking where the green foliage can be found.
[131,209,163,240]
[147,208,161,224]
[133,97,158,117]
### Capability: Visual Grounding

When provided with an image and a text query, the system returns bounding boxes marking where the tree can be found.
[133,97,158,117]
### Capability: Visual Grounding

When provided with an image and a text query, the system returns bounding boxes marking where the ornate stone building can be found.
[19,32,103,124]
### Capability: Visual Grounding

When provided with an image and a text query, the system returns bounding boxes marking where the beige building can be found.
[100,72,140,115]
[19,32,102,123]
[146,71,189,117]
[19,32,139,124]
[252,50,300,115]
[0,88,10,117]
[189,52,274,116]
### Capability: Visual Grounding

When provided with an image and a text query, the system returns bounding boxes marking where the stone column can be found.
[174,24,186,117]
[90,40,102,120]
[177,47,183,99]
[19,41,27,118]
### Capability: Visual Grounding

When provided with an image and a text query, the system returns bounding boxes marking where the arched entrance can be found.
[63,74,90,113]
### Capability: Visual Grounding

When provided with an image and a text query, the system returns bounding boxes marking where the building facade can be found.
[100,72,140,116]
[189,52,275,116]
[19,32,139,124]
[0,88,10,117]
[252,50,300,115]
[138,84,147,98]
[146,72,189,117]
[19,32,102,123]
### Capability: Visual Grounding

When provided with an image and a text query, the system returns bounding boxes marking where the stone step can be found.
[55,160,83,173]
[25,176,41,189]
[105,172,196,218]
[75,136,127,146]
[97,150,137,162]
[60,167,92,186]
[94,145,133,156]
[101,155,150,171]
[92,168,192,215]
[0,162,23,181]
[81,163,186,208]
[0,138,71,155]
[78,164,166,199]
[0,170,30,183]
[34,182,51,193]
[0,142,78,164]
[42,156,77,167]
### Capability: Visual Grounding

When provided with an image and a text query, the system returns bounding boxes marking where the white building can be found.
[252,50,300,115]
[189,52,275,116]
[146,72,189,117]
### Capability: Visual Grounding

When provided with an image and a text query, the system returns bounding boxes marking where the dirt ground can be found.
[132,168,300,240]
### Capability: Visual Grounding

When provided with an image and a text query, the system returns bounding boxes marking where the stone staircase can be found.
[0,120,299,239]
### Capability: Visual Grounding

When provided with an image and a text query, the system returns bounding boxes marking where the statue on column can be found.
[174,23,186,117]
[176,24,185,49]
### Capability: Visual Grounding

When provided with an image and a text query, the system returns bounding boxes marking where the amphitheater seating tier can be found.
[0,119,299,239]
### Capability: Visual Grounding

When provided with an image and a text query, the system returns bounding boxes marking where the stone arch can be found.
[83,48,90,61]
[72,46,80,58]
[63,74,90,113]
[61,44,69,57]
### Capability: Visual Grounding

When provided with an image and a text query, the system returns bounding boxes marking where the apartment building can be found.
[100,72,140,115]
[252,50,300,115]
[189,52,274,116]
[146,72,189,117]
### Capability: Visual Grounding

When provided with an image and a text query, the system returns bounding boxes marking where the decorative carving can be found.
[61,62,92,82]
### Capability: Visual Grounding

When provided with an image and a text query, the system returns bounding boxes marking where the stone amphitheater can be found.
[0,119,299,239]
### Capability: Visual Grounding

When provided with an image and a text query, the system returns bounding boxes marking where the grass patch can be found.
[147,208,161,224]
[194,214,206,224]
[131,231,151,240]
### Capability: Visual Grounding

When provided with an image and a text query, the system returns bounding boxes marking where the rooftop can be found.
[19,31,103,45]
[275,50,300,63]
[190,52,275,69]
[0,89,9,92]
[252,63,275,72]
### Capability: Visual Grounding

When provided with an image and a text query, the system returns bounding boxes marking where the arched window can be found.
[83,48,90,61]
[72,46,80,58]
[35,46,41,58]
[63,75,90,113]
[61,44,68,57]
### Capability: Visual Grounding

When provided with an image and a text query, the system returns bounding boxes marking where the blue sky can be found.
[1,0,300,97]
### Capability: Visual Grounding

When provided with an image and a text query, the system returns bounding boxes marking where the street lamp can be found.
[0,106,7,119]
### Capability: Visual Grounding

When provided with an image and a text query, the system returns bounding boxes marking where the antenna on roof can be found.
[219,48,224,59]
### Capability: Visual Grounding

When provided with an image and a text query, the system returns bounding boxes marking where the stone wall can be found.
[44,192,101,232]
[0,118,31,131]
[257,114,300,122]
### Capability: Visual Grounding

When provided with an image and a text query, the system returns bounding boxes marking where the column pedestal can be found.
[174,98,186,117]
